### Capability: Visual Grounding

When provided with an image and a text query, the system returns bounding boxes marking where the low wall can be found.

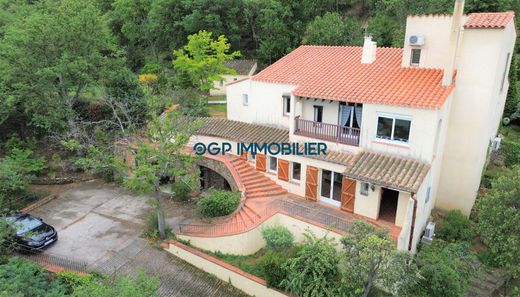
[164,240,288,297]
[178,213,345,255]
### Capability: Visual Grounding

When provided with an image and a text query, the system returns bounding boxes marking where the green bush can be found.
[501,139,520,167]
[436,210,473,242]
[261,226,294,251]
[56,271,94,291]
[171,181,191,201]
[260,250,287,288]
[196,190,240,217]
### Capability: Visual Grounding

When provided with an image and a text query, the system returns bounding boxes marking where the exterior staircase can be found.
[230,157,287,199]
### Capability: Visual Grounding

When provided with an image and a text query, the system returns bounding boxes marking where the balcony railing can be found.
[294,116,360,146]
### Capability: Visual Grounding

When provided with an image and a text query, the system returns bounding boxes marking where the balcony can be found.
[294,116,360,146]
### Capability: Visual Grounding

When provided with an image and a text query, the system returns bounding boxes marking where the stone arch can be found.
[197,157,239,191]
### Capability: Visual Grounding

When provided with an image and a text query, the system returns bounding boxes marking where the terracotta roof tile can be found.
[464,11,515,29]
[197,118,289,143]
[343,151,430,193]
[252,46,454,109]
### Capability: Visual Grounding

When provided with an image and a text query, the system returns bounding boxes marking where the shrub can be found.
[436,210,473,242]
[196,190,240,217]
[501,139,520,167]
[261,226,294,251]
[56,271,94,291]
[260,250,287,288]
[142,211,159,240]
[171,181,191,201]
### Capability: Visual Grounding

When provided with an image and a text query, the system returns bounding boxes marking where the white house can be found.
[183,1,515,252]
[209,59,257,96]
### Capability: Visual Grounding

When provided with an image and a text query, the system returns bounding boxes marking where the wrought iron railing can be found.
[294,116,360,146]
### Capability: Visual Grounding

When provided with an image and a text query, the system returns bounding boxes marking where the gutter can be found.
[408,193,418,251]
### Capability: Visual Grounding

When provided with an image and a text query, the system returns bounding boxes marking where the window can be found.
[283,95,291,115]
[410,49,421,66]
[360,182,369,196]
[248,153,256,163]
[376,114,411,143]
[269,156,277,172]
[242,94,249,106]
[219,80,224,87]
[291,162,301,181]
[500,52,511,92]
[313,106,323,123]
[425,186,431,203]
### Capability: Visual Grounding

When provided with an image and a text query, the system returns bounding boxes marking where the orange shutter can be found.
[256,154,266,172]
[341,177,356,212]
[278,159,289,181]
[240,152,248,161]
[305,166,318,201]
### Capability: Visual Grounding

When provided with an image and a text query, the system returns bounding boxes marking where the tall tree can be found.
[302,12,363,46]
[257,0,293,65]
[172,30,240,91]
[0,0,126,143]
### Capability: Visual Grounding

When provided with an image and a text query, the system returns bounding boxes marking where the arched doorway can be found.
[199,165,231,191]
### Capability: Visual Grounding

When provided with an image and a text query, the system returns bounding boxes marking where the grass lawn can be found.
[208,95,226,102]
[208,103,227,118]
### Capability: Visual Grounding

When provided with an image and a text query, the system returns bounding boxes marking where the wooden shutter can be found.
[278,159,289,181]
[240,152,248,161]
[256,154,266,172]
[305,166,318,201]
[341,177,356,212]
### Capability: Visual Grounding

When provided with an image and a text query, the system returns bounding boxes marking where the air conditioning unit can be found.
[491,136,502,152]
[421,221,435,244]
[409,35,425,46]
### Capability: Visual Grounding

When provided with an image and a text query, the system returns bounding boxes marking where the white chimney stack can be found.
[442,0,465,86]
[361,36,377,64]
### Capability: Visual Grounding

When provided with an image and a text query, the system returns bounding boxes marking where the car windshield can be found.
[10,216,43,235]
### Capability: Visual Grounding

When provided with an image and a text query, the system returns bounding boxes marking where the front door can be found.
[320,170,342,207]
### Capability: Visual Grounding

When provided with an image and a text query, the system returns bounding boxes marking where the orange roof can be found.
[252,46,454,109]
[464,11,515,29]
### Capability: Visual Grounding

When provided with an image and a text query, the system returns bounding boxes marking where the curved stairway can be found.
[177,156,287,236]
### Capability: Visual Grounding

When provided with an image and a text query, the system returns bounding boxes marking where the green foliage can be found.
[260,250,287,288]
[413,242,474,297]
[172,30,240,91]
[261,225,294,251]
[72,271,158,297]
[196,189,240,217]
[501,138,520,166]
[280,232,342,296]
[436,210,473,242]
[0,219,15,263]
[302,12,363,46]
[56,271,94,291]
[504,54,519,118]
[171,180,192,201]
[0,257,67,297]
[171,89,210,117]
[257,0,293,66]
[476,165,520,277]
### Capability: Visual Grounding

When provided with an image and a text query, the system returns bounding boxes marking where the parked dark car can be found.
[3,212,58,253]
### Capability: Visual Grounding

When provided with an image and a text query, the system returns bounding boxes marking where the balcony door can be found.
[320,169,342,207]
[338,102,362,141]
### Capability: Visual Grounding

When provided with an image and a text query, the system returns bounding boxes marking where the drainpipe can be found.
[408,193,418,251]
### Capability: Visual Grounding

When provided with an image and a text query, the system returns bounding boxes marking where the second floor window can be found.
[376,114,411,143]
[313,106,323,123]
[283,95,291,115]
[410,49,421,66]
[242,94,249,106]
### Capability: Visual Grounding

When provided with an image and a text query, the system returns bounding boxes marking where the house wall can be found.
[227,80,296,128]
[401,15,467,68]
[437,22,516,215]
[210,74,251,96]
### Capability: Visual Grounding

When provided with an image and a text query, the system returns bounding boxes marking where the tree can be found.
[257,0,293,66]
[172,30,240,91]
[504,53,519,119]
[122,106,200,238]
[476,165,520,277]
[341,221,418,297]
[0,0,127,144]
[302,12,363,46]
[280,232,343,296]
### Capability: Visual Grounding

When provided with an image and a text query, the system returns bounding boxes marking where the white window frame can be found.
[268,156,278,173]
[319,169,342,207]
[375,113,412,144]
[283,95,291,116]
[290,162,301,182]
[410,48,421,66]
[248,152,256,163]
[242,94,249,106]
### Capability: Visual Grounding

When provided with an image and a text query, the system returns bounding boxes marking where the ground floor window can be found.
[269,156,278,173]
[291,162,301,181]
[248,153,256,163]
[320,170,342,207]
[360,182,369,196]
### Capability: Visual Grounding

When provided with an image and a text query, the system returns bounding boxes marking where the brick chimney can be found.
[442,0,465,86]
[361,36,377,64]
